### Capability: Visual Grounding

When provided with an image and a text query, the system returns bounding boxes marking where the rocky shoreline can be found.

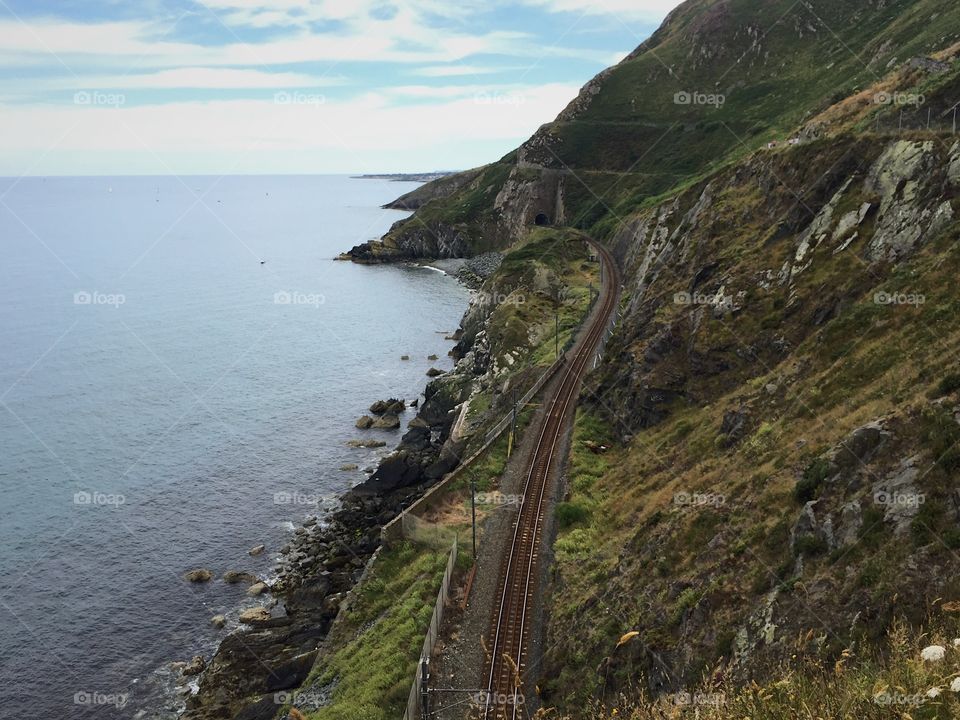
[175,279,481,720]
[433,252,503,289]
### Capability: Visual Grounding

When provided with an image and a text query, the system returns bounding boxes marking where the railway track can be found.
[481,238,620,720]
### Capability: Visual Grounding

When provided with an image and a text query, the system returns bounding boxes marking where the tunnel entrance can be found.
[534,212,549,226]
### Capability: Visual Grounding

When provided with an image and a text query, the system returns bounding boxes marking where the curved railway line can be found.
[481,238,620,720]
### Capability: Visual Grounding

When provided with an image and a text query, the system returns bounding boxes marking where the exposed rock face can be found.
[829,421,890,476]
[904,56,951,74]
[863,140,950,261]
[341,222,476,263]
[494,167,567,236]
[720,406,749,444]
[517,68,615,168]
[185,568,213,583]
[836,501,863,547]
[872,455,923,534]
[586,135,959,437]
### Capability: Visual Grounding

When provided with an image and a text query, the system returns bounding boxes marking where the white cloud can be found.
[413,65,515,77]
[40,68,343,90]
[0,17,527,68]
[520,0,683,22]
[199,0,478,29]
[0,2,652,174]
[0,82,580,174]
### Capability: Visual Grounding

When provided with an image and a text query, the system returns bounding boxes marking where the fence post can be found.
[420,658,430,720]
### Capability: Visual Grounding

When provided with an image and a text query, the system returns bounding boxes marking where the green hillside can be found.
[336,1,960,717]
[345,0,960,261]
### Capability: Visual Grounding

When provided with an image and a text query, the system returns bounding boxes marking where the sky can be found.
[0,0,683,175]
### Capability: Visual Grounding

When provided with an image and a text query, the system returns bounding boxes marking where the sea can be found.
[0,175,470,718]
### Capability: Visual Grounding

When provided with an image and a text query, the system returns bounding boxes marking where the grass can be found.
[539,172,960,712]
[558,617,960,720]
[297,542,457,720]
[323,7,960,715]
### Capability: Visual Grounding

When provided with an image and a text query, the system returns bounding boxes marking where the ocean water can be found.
[0,175,469,718]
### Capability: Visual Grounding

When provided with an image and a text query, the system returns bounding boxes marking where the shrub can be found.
[934,372,960,397]
[556,501,591,529]
[794,535,829,556]
[794,458,832,503]
[940,527,960,550]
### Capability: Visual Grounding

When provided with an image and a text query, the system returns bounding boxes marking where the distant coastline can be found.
[353,171,455,182]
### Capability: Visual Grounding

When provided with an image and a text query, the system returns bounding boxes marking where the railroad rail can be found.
[481,238,620,719]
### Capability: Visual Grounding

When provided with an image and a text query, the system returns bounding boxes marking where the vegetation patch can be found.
[301,543,454,720]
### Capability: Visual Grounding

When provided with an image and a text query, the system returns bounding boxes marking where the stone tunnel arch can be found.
[534,212,550,226]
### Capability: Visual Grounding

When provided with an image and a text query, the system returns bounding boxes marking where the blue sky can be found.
[0,0,682,175]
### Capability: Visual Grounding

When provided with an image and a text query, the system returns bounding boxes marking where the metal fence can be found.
[400,512,461,550]
[382,353,568,546]
[403,535,459,720]
[482,352,567,446]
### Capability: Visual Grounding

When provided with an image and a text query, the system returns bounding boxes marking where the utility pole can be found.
[555,309,559,359]
[470,479,477,559]
[899,109,903,132]
[927,107,931,130]
[953,105,957,134]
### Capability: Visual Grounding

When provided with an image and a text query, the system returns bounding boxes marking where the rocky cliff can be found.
[334,0,960,716]
[535,35,960,717]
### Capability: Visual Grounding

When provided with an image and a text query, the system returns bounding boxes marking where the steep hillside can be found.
[541,130,960,713]
[343,0,960,262]
[332,0,960,716]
